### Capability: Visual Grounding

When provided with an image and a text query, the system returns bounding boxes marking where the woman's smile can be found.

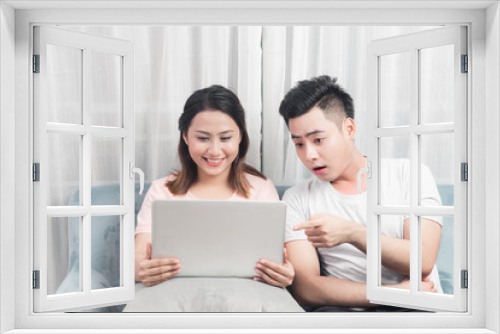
[204,157,226,167]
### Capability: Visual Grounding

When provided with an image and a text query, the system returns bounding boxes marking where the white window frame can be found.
[366,26,468,312]
[32,26,136,312]
[1,1,498,333]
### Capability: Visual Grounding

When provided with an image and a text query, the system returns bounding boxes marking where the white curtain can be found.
[261,26,448,186]
[66,26,264,183]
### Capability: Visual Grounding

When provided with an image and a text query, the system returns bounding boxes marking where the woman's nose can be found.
[208,141,222,156]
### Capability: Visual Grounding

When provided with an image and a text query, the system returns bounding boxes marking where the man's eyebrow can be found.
[291,130,325,139]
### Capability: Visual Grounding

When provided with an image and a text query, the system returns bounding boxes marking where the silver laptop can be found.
[151,200,286,278]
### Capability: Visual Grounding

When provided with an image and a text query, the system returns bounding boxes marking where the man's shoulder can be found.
[381,158,410,169]
[284,177,326,199]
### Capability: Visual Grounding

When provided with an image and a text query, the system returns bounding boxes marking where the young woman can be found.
[134,85,294,288]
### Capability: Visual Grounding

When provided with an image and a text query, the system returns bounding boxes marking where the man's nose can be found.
[305,145,319,161]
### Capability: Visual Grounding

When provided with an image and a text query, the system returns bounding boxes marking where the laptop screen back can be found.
[151,200,286,277]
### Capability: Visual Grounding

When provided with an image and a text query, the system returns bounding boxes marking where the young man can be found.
[279,75,443,311]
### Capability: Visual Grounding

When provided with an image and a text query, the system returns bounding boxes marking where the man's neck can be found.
[331,152,367,195]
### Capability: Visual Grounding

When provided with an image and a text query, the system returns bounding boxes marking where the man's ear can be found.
[343,118,356,140]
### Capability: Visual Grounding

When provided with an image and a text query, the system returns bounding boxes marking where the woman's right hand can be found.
[138,242,181,287]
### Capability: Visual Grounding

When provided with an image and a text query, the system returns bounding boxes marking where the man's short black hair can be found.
[279,75,354,127]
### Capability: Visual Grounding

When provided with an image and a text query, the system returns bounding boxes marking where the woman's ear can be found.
[182,131,189,146]
[343,118,357,141]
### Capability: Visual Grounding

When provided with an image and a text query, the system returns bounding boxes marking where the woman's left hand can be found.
[254,248,295,288]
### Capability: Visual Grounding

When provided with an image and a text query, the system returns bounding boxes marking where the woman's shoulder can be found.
[151,173,177,185]
[243,172,279,201]
[148,174,179,197]
[244,172,273,188]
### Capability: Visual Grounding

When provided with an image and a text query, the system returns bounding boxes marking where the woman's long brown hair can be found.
[166,85,265,198]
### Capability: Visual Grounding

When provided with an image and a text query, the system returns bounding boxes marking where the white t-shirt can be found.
[283,158,443,292]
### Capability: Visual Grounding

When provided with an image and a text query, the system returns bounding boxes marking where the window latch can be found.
[129,162,145,194]
[357,161,371,194]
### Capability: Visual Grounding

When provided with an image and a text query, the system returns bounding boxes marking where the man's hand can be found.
[293,213,364,248]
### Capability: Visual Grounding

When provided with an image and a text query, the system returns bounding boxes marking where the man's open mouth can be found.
[312,166,326,175]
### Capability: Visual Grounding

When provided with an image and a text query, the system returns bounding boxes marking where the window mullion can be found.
[410,46,420,295]
[82,47,92,295]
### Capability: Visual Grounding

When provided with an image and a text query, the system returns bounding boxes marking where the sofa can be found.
[56,183,454,311]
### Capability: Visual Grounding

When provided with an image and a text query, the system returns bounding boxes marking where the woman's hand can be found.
[253,249,295,288]
[138,242,181,287]
[391,276,437,293]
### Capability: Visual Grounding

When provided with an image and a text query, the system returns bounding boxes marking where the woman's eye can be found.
[294,142,303,148]
[314,138,323,144]
[197,137,209,141]
[221,137,232,141]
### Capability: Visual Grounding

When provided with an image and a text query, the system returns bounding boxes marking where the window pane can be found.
[91,51,122,128]
[380,52,410,127]
[420,216,454,295]
[46,44,83,125]
[49,216,80,295]
[420,133,454,207]
[380,136,410,206]
[47,133,81,206]
[91,215,121,290]
[420,45,454,124]
[91,137,121,205]
[379,215,410,291]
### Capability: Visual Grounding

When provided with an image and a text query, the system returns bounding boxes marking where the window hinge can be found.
[461,162,468,181]
[33,270,40,289]
[461,270,468,289]
[33,163,40,182]
[461,54,468,73]
[33,54,40,73]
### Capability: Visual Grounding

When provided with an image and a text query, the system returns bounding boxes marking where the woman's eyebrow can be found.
[194,130,236,135]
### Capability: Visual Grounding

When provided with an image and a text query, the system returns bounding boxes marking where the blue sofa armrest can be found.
[55,183,151,311]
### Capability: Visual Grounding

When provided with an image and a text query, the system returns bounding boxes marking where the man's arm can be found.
[285,240,372,307]
[286,239,438,307]
[296,215,442,277]
[350,218,441,277]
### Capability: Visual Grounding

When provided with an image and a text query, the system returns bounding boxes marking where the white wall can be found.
[2,3,497,332]
[486,2,500,333]
[0,2,16,334]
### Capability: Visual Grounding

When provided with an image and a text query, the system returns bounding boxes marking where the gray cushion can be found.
[123,278,303,312]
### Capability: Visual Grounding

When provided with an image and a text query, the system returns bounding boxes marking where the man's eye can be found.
[314,138,323,144]
[295,143,303,148]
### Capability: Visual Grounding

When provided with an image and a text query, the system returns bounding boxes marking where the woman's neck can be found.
[189,169,235,200]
